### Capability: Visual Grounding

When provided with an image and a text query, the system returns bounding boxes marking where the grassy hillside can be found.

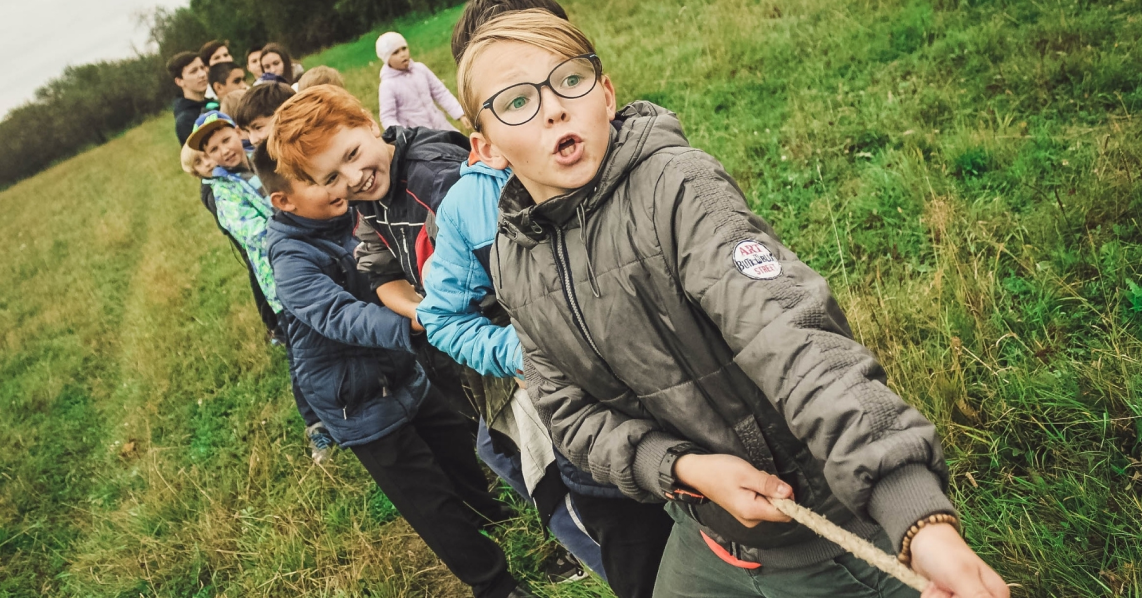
[1,0,1140,596]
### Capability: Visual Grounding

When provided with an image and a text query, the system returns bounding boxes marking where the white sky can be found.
[0,0,188,118]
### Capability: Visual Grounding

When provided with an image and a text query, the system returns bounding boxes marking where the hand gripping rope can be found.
[769,498,931,592]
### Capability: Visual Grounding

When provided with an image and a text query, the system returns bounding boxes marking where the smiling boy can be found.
[460,11,1009,598]
[234,82,295,148]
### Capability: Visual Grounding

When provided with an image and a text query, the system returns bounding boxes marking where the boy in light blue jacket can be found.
[420,155,675,598]
[419,161,520,378]
[419,160,609,581]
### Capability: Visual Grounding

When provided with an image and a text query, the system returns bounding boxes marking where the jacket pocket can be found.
[335,357,386,416]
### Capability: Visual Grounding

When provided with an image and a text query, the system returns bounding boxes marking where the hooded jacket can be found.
[211,164,281,313]
[354,126,469,291]
[493,101,955,567]
[378,61,465,131]
[173,96,207,145]
[266,208,427,447]
[416,159,624,499]
[417,161,522,380]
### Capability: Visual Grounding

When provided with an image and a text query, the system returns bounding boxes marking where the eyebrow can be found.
[342,144,357,164]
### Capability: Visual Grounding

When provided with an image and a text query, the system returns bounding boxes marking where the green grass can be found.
[2,0,1141,595]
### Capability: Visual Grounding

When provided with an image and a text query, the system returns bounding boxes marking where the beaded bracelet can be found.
[897,513,961,567]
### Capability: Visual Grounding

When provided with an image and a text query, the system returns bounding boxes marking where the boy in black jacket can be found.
[256,145,532,598]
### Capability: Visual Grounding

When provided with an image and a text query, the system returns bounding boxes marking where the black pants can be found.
[234,237,279,336]
[415,336,479,426]
[350,388,517,598]
[571,492,675,598]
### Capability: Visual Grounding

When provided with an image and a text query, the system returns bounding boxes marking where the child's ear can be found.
[270,191,294,213]
[601,75,618,121]
[366,112,382,137]
[470,132,509,170]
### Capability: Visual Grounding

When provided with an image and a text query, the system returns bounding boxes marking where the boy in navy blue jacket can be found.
[256,145,532,598]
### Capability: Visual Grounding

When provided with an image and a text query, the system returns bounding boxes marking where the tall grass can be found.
[1,0,1139,595]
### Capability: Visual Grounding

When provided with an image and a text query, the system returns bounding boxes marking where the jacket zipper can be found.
[401,229,416,286]
[381,205,417,286]
[552,227,604,359]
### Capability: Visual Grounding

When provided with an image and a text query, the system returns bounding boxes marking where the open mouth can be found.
[356,170,377,195]
[553,134,584,165]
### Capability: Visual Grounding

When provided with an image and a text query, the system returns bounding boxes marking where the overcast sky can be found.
[0,0,187,118]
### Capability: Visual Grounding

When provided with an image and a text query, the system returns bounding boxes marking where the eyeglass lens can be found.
[490,56,598,126]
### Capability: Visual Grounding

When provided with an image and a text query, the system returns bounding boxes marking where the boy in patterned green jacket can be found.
[187,110,336,464]
[188,111,279,313]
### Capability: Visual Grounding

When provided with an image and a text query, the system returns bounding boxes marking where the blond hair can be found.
[457,9,597,127]
[297,66,346,91]
[180,143,204,176]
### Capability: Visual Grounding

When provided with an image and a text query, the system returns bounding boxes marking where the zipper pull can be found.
[383,387,389,397]
[342,408,347,420]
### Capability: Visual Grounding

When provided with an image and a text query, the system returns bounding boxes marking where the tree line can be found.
[0,0,458,190]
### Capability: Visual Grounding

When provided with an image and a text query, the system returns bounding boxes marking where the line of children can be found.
[454,9,1009,598]
[166,5,1009,596]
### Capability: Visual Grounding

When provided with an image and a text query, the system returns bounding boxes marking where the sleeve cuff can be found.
[867,463,957,551]
[632,431,689,497]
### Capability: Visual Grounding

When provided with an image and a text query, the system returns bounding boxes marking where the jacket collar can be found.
[271,207,356,240]
[380,61,416,79]
[497,101,686,247]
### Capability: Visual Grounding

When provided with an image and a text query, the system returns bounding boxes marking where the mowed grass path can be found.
[2,0,1140,595]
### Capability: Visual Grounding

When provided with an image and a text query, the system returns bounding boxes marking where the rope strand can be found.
[769,497,931,592]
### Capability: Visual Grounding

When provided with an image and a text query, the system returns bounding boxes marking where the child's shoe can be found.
[544,547,589,584]
[306,423,336,464]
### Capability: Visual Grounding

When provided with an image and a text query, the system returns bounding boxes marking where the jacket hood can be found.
[267,207,356,246]
[498,101,688,247]
[461,159,511,180]
[375,125,470,210]
[173,96,206,112]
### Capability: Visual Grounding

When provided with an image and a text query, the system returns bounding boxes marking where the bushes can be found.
[0,56,173,188]
[0,0,462,190]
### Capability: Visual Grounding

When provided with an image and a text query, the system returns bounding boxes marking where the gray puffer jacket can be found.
[492,101,955,568]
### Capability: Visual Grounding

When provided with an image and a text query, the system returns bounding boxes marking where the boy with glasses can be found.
[459,10,1009,598]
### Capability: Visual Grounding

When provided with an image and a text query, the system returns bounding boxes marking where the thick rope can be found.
[769,497,931,592]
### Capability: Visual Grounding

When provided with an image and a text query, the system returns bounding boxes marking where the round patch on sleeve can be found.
[733,240,782,280]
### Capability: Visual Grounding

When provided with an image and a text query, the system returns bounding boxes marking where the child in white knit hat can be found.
[376,31,472,131]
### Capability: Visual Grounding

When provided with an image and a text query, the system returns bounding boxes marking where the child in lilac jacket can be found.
[376,32,472,131]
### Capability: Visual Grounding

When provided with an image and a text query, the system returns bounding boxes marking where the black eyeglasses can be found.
[475,54,601,130]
